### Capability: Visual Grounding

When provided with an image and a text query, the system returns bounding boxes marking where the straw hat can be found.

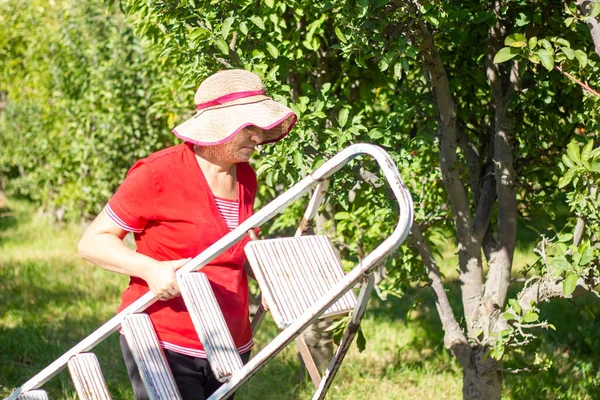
[172,69,297,146]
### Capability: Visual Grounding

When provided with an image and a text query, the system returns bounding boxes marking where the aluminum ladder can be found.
[6,143,414,400]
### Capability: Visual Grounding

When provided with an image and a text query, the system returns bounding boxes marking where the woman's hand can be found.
[143,258,191,301]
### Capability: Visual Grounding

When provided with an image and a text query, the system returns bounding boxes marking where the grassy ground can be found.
[1,199,599,399]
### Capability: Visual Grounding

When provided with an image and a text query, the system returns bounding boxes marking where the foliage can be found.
[0,0,172,219]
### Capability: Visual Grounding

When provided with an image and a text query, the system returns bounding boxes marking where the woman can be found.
[78,69,297,399]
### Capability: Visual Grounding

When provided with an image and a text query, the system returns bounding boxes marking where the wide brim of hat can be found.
[172,95,297,146]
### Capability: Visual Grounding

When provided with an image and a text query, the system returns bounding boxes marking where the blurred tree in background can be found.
[0,0,172,219]
[1,0,600,399]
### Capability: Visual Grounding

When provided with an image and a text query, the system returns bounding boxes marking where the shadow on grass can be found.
[504,296,600,400]
[0,259,132,398]
[368,278,600,400]
[0,205,18,235]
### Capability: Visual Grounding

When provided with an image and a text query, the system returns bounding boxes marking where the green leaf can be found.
[557,232,573,243]
[509,299,522,315]
[555,38,571,48]
[539,39,553,50]
[214,38,229,55]
[189,28,210,41]
[321,82,331,94]
[239,21,248,35]
[549,256,571,272]
[379,53,394,72]
[394,63,403,79]
[356,327,367,353]
[579,243,594,266]
[488,344,505,360]
[567,141,581,165]
[494,47,519,63]
[266,65,279,81]
[575,50,588,68]
[522,312,539,323]
[334,211,351,220]
[255,162,272,177]
[528,54,540,64]
[561,47,576,60]
[563,273,579,296]
[581,140,594,162]
[334,26,347,43]
[221,16,234,40]
[250,16,265,30]
[537,48,555,71]
[565,17,574,27]
[562,154,574,168]
[266,42,279,58]
[338,108,349,128]
[515,13,530,27]
[505,33,527,48]
[588,1,600,19]
[264,0,275,8]
[558,167,577,188]
[368,129,383,139]
[502,312,517,321]
[528,37,538,49]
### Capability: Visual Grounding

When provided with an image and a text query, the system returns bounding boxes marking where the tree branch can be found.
[417,19,483,330]
[555,65,600,99]
[410,224,470,365]
[457,127,482,204]
[573,216,586,247]
[472,138,496,245]
[517,275,594,314]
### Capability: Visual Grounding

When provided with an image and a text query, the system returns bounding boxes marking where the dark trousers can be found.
[120,335,250,400]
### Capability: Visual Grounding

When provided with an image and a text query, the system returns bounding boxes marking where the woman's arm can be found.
[78,210,189,300]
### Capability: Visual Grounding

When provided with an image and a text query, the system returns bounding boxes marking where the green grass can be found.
[1,199,599,399]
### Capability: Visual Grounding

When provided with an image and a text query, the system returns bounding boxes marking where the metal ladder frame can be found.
[6,143,413,400]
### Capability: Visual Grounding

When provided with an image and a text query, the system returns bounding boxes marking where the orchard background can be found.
[1,1,600,399]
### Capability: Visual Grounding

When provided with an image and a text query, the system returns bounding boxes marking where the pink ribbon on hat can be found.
[196,89,266,110]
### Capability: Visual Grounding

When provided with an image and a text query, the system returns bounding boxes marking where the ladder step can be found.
[121,314,182,400]
[19,390,49,400]
[245,235,358,328]
[67,353,111,400]
[179,272,243,382]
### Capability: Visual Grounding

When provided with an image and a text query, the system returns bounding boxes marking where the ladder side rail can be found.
[208,144,413,399]
[7,143,411,400]
[313,274,375,400]
[250,303,267,334]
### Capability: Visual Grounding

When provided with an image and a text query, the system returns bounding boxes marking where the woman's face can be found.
[203,126,264,163]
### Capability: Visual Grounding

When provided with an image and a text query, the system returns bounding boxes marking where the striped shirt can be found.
[214,196,239,230]
[160,339,253,359]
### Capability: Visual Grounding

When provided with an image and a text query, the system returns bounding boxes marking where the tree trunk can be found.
[461,346,502,400]
[417,19,484,336]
